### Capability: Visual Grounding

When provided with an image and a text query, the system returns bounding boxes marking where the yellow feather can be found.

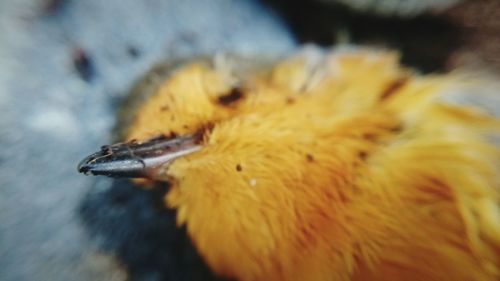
[126,47,500,281]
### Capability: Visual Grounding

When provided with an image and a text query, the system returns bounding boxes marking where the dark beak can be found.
[77,135,201,179]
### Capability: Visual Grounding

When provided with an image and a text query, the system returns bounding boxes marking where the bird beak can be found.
[77,135,201,179]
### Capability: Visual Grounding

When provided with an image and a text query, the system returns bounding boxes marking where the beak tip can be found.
[77,164,90,175]
[77,154,97,175]
[77,163,94,177]
[76,150,146,178]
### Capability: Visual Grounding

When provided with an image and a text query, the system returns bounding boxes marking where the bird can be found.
[78,46,500,281]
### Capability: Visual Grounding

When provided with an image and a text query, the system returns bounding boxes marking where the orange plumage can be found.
[88,47,500,280]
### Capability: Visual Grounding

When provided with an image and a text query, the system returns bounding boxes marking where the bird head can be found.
[78,48,463,280]
[78,54,328,279]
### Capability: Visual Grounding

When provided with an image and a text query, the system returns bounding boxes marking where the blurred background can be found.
[1,0,499,280]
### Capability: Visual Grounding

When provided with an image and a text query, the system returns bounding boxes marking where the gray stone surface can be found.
[0,1,295,280]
